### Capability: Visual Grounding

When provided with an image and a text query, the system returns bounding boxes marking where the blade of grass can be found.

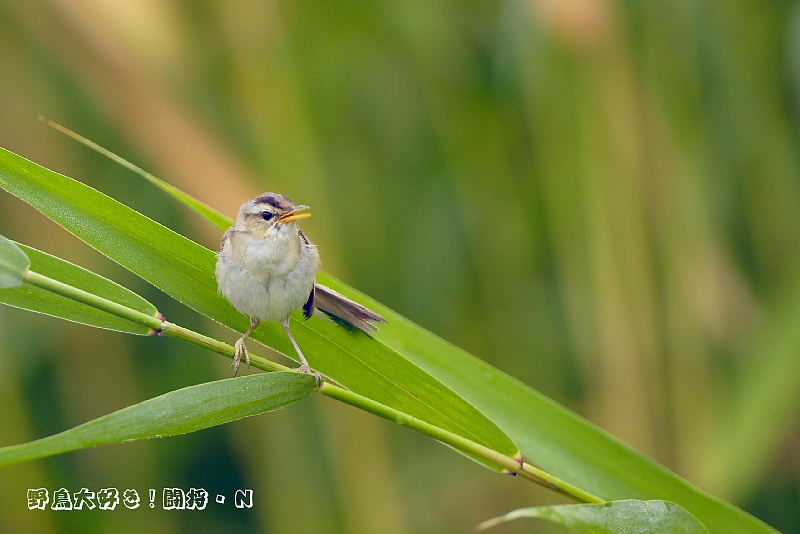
[0,146,519,468]
[7,261,597,501]
[40,117,232,231]
[67,138,783,533]
[18,267,287,373]
[478,500,709,534]
[0,234,28,288]
[0,239,158,335]
[0,372,315,466]
[316,277,777,534]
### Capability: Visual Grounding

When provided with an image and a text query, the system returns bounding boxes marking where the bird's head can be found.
[235,192,312,237]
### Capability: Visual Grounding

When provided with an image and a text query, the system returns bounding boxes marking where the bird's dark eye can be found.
[261,211,274,221]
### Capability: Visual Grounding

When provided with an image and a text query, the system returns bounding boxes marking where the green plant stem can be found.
[161,321,291,372]
[22,270,287,372]
[24,269,162,329]
[320,382,604,503]
[22,268,604,504]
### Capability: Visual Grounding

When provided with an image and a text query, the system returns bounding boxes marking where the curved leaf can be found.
[0,242,158,335]
[318,275,777,534]
[93,146,778,533]
[0,146,519,466]
[0,372,315,467]
[479,500,709,534]
[41,118,233,231]
[0,234,29,288]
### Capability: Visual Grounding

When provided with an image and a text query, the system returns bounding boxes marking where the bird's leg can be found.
[282,317,321,382]
[232,318,259,376]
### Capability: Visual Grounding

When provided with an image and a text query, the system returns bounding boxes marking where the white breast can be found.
[216,226,320,322]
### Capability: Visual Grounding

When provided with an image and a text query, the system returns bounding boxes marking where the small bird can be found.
[216,192,386,378]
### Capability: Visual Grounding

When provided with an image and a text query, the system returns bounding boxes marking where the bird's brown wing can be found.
[313,283,387,333]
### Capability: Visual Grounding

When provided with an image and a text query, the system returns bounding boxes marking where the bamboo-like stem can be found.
[320,382,604,503]
[25,270,162,331]
[161,321,291,373]
[22,268,604,504]
[22,270,288,372]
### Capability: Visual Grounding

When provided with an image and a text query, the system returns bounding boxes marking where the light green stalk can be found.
[22,268,603,504]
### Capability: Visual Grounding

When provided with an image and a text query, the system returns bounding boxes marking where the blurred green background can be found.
[0,1,798,532]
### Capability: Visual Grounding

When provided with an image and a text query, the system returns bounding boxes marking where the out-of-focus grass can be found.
[0,1,797,532]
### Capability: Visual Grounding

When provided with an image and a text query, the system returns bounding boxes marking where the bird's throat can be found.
[238,225,303,274]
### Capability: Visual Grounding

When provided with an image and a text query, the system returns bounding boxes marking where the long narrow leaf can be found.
[101,147,777,533]
[318,276,776,533]
[0,372,314,466]
[0,147,519,466]
[479,500,709,534]
[0,241,158,335]
[41,118,232,231]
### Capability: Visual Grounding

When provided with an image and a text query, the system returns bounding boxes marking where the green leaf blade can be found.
[316,272,778,534]
[41,118,233,231]
[0,372,315,467]
[48,140,776,533]
[0,243,158,335]
[0,147,519,465]
[479,500,710,534]
[0,234,29,288]
[9,142,776,532]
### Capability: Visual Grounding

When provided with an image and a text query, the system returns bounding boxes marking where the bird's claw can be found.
[297,363,323,386]
[295,363,350,389]
[232,338,251,377]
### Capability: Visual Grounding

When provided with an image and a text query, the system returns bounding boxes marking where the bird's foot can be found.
[295,363,350,389]
[296,363,324,386]
[231,338,251,376]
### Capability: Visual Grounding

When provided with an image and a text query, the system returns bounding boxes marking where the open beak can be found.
[277,205,312,223]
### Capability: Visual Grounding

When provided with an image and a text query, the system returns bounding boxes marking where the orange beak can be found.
[277,205,312,223]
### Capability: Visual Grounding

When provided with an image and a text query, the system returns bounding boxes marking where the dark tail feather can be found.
[313,283,387,333]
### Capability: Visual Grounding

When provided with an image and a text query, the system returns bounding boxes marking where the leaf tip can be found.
[0,235,31,288]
